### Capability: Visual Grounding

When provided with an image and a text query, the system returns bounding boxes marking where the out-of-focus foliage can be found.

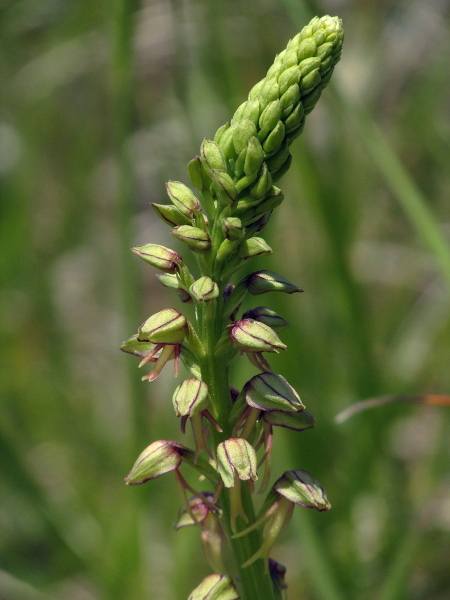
[1,0,449,599]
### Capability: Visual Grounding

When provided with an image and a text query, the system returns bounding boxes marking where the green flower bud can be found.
[283,101,305,132]
[238,237,272,260]
[263,408,315,431]
[190,276,219,302]
[150,203,191,227]
[279,83,301,116]
[233,118,258,154]
[243,372,304,412]
[245,270,303,295]
[275,470,331,511]
[211,169,238,205]
[217,438,258,488]
[302,86,322,115]
[171,225,211,251]
[188,574,239,600]
[299,68,321,94]
[120,334,154,358]
[244,136,264,176]
[262,120,285,154]
[125,440,190,485]
[187,155,210,191]
[172,378,209,417]
[280,47,298,70]
[222,217,244,241]
[271,153,293,183]
[216,123,236,160]
[242,98,261,125]
[214,122,231,145]
[166,181,201,216]
[200,138,227,176]
[265,140,290,171]
[297,37,317,61]
[258,78,280,111]
[138,308,187,344]
[234,170,259,194]
[242,306,290,331]
[249,163,272,199]
[252,187,284,215]
[299,56,321,78]
[131,243,182,273]
[278,65,301,96]
[229,319,286,354]
[258,100,282,141]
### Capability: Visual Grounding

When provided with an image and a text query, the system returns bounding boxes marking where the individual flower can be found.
[136,309,188,382]
[228,318,286,371]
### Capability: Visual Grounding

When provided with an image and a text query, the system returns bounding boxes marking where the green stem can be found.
[198,292,277,600]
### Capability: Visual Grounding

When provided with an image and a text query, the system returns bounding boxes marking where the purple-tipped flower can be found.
[125,440,191,485]
[217,437,258,533]
[216,438,258,488]
[132,243,182,273]
[274,469,330,511]
[190,276,219,303]
[245,270,303,295]
[166,180,202,216]
[136,309,188,381]
[229,318,286,371]
[171,225,211,251]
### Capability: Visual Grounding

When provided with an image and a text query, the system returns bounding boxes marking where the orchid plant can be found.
[121,15,344,600]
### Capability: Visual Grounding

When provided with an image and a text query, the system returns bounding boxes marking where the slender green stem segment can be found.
[121,15,344,600]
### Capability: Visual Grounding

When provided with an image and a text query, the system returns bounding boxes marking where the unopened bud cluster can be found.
[121,15,343,600]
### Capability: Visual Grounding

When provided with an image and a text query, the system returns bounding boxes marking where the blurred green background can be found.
[1,0,449,599]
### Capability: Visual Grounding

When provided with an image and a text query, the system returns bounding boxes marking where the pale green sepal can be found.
[151,203,191,227]
[190,276,219,302]
[211,169,238,205]
[279,83,300,114]
[187,156,209,191]
[249,163,272,199]
[244,372,303,412]
[297,37,317,61]
[299,68,321,94]
[172,378,209,417]
[238,237,272,260]
[234,170,259,194]
[229,319,286,353]
[263,408,315,431]
[258,100,282,141]
[222,217,244,241]
[275,470,331,511]
[243,136,264,176]
[120,334,155,358]
[171,225,211,251]
[283,101,305,132]
[166,181,201,216]
[299,56,321,77]
[217,438,258,488]
[233,118,258,154]
[214,122,231,145]
[265,140,290,171]
[188,574,239,600]
[245,270,303,295]
[138,308,187,344]
[125,440,192,485]
[262,120,285,155]
[278,64,301,96]
[258,78,280,111]
[200,138,227,176]
[131,244,182,273]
